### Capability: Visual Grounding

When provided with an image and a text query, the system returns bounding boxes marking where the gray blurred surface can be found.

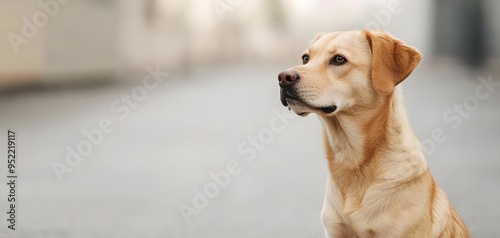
[0,63,499,237]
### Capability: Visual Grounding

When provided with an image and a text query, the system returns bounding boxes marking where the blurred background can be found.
[0,0,499,237]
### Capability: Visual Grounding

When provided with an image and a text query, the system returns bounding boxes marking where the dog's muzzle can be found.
[278,69,337,114]
[278,69,301,106]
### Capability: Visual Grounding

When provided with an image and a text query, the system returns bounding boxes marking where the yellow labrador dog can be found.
[278,30,470,238]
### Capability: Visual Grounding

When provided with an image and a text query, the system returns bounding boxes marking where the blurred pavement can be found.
[0,63,499,237]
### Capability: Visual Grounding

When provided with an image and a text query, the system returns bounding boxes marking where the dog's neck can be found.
[320,89,427,179]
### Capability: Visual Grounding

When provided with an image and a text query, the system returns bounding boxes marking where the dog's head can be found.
[278,30,421,117]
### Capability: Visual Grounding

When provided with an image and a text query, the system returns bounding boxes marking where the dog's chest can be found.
[333,174,370,216]
[327,168,379,231]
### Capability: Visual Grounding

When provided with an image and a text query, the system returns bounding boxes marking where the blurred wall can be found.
[0,0,119,87]
[485,0,500,62]
[0,1,45,86]
[1,0,499,89]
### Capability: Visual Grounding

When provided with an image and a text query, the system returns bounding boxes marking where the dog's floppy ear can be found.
[363,30,422,95]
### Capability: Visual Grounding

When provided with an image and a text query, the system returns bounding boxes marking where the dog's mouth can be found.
[280,88,337,116]
[280,88,298,107]
[319,105,337,113]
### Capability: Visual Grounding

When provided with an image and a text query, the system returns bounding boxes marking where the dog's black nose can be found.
[278,70,300,88]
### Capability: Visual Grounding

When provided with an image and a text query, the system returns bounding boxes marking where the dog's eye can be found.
[302,55,310,65]
[331,55,347,65]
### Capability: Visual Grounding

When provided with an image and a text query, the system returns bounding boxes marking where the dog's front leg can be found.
[321,178,358,238]
[322,203,357,238]
[323,223,357,238]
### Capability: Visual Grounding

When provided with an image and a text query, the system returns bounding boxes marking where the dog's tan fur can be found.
[279,30,470,237]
